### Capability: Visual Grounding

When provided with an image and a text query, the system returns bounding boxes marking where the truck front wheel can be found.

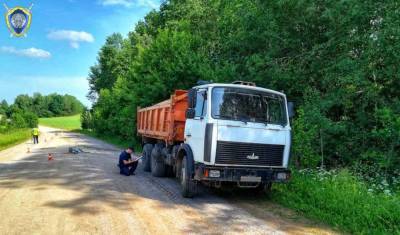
[151,145,166,177]
[142,144,153,172]
[180,155,197,198]
[254,182,272,195]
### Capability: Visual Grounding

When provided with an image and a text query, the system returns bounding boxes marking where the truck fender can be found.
[177,144,195,178]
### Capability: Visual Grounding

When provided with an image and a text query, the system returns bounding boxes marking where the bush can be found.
[0,115,7,129]
[272,169,400,234]
[81,108,94,130]
[23,112,38,128]
[11,112,26,128]
[352,163,400,195]
[9,111,38,129]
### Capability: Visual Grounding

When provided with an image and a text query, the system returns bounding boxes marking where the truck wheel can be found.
[151,145,166,177]
[254,182,272,195]
[264,182,272,194]
[180,155,197,198]
[165,165,174,177]
[142,144,153,172]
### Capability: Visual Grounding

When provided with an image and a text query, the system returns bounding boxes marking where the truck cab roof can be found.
[193,83,287,97]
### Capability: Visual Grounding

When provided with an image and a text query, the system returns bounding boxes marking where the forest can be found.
[85,1,399,233]
[0,93,84,130]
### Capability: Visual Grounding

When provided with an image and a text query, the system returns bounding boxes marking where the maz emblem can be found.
[246,153,259,160]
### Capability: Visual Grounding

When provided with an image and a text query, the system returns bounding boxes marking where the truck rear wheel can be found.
[142,144,153,172]
[180,155,197,198]
[165,165,174,177]
[151,144,166,177]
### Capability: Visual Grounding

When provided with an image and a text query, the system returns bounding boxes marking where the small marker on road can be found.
[27,147,30,153]
[48,153,54,161]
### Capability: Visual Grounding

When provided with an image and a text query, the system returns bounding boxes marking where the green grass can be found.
[271,169,400,234]
[0,129,31,151]
[39,114,81,131]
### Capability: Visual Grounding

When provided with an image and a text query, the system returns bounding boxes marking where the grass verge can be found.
[39,115,81,131]
[271,169,400,234]
[0,129,31,151]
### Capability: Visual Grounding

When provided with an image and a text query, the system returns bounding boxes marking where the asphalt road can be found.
[0,126,337,235]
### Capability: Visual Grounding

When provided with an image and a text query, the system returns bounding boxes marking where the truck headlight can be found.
[209,170,220,178]
[277,172,287,180]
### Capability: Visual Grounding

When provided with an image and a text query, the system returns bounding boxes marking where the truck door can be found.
[185,89,208,162]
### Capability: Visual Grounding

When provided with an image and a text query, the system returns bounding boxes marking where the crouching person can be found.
[118,147,138,176]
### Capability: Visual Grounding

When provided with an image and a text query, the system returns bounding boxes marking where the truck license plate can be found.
[240,176,261,182]
[209,170,220,178]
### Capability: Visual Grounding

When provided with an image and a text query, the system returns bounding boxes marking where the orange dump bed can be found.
[137,90,188,144]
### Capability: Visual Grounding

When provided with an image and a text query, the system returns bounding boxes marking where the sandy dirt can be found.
[0,126,339,235]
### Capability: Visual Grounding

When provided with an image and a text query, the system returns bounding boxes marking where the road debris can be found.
[69,147,84,154]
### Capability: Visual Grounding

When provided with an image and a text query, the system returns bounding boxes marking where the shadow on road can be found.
[0,130,334,234]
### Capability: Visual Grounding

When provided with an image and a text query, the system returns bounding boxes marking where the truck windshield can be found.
[211,87,287,125]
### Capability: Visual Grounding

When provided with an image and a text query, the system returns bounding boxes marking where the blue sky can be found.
[0,0,161,106]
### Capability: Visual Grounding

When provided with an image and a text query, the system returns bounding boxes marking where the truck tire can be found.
[151,145,166,177]
[180,154,197,198]
[142,144,153,172]
[165,165,174,177]
[254,182,272,195]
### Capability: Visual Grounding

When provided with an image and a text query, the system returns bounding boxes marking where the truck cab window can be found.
[211,87,287,125]
[195,90,207,118]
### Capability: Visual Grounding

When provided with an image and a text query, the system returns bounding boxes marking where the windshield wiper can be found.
[237,115,250,124]
[214,114,231,119]
[256,119,269,126]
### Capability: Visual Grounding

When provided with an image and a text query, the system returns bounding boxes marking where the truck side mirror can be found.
[287,102,295,118]
[186,108,195,119]
[188,89,197,108]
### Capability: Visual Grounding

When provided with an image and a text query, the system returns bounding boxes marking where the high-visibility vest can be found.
[32,128,39,136]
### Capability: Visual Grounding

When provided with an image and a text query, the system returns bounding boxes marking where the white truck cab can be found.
[184,81,292,190]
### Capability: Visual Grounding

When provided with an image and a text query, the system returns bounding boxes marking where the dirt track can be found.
[0,126,338,235]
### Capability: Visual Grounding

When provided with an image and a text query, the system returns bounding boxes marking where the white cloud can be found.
[100,0,133,7]
[47,30,94,49]
[0,46,51,59]
[99,0,159,9]
[138,0,158,9]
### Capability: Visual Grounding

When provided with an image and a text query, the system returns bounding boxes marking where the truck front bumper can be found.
[194,164,291,183]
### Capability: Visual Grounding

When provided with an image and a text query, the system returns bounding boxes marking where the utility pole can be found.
[320,128,324,169]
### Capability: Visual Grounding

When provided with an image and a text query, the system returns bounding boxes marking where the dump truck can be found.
[137,81,294,197]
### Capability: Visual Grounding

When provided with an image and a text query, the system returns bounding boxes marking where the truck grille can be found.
[215,141,284,167]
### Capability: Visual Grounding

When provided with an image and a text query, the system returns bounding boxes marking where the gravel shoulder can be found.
[0,126,338,235]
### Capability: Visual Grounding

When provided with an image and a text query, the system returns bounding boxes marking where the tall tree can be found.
[88,33,130,100]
